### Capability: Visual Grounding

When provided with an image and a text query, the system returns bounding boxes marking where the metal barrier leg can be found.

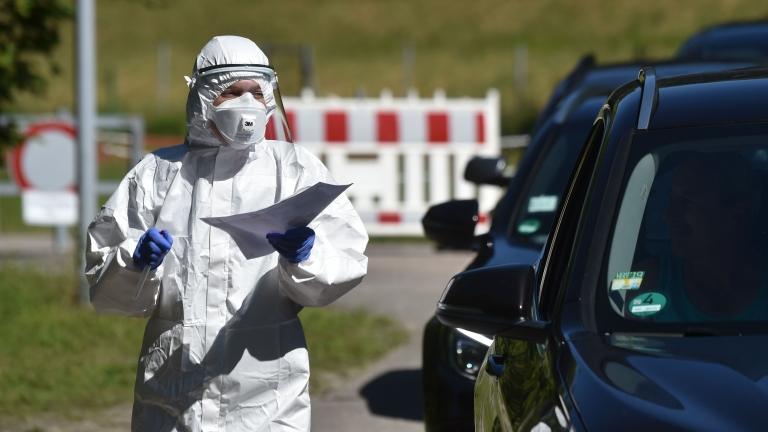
[54,225,71,253]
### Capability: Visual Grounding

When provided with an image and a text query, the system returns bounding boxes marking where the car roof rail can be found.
[569,54,596,82]
[637,66,658,130]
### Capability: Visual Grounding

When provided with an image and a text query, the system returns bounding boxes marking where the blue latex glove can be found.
[266,226,315,263]
[133,228,173,270]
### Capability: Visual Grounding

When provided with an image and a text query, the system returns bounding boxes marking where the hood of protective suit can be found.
[185,35,278,147]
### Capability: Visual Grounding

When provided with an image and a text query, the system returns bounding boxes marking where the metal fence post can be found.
[300,45,315,91]
[76,0,97,304]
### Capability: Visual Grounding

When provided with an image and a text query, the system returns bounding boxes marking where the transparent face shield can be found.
[189,63,293,144]
[271,73,292,143]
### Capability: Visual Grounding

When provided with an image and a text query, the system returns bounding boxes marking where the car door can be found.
[474,115,607,432]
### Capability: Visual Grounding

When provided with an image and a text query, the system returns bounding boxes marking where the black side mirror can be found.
[464,156,512,187]
[436,264,549,343]
[421,199,479,250]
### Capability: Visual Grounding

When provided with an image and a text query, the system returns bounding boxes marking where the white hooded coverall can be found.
[85,36,368,431]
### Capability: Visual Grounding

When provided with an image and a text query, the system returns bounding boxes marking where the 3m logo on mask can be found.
[241,116,257,131]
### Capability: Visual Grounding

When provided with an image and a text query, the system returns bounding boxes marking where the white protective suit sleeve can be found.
[277,154,369,307]
[85,155,163,317]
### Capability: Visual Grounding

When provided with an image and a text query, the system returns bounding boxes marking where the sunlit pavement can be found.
[0,233,75,270]
[0,236,474,431]
[0,233,73,257]
[312,243,473,431]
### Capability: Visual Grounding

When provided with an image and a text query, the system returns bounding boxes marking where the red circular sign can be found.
[6,121,76,191]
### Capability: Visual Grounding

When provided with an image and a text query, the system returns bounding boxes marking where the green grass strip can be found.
[0,264,406,419]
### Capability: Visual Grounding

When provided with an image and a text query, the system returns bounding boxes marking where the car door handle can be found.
[486,354,505,377]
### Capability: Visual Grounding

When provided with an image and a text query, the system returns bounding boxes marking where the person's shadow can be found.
[359,369,424,421]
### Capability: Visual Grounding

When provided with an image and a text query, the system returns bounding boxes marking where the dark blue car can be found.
[678,20,768,62]
[440,66,768,431]
[421,59,752,431]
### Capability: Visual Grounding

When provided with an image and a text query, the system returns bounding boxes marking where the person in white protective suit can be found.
[84,35,369,431]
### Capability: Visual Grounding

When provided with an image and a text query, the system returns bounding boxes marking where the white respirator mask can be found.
[210,92,268,149]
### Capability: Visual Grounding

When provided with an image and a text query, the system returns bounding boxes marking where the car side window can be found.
[538,117,606,318]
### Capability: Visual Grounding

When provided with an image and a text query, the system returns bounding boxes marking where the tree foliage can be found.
[0,0,72,149]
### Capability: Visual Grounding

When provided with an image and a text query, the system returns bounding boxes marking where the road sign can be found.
[22,190,78,226]
[5,121,78,226]
[6,121,76,190]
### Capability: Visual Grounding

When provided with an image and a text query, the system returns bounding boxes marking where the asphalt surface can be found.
[312,243,473,431]
[0,236,474,431]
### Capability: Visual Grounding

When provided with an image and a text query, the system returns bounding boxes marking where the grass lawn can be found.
[0,197,48,233]
[0,263,407,420]
[12,0,768,134]
[300,307,408,392]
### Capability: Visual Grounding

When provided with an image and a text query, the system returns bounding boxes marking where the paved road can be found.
[312,243,473,431]
[1,238,474,431]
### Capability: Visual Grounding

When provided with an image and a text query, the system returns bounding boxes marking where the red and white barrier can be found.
[267,89,501,236]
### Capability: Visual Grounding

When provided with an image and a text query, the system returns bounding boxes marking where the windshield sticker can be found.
[527,195,559,213]
[517,219,541,234]
[628,292,667,317]
[611,271,645,291]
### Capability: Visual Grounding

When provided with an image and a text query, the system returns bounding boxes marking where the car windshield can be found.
[509,120,593,247]
[601,124,768,331]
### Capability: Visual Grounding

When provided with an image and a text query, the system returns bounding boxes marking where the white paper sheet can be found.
[201,182,351,259]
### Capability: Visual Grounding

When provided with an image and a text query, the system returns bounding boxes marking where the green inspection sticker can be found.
[629,292,667,317]
[611,271,645,291]
[517,219,540,234]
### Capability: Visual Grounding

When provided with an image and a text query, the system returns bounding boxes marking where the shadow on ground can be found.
[359,369,423,421]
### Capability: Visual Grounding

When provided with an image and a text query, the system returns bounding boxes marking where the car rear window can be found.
[509,122,592,247]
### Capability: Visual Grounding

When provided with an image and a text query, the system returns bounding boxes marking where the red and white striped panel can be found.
[365,211,489,225]
[265,111,295,142]
[262,92,500,236]
[355,209,491,236]
[266,108,486,145]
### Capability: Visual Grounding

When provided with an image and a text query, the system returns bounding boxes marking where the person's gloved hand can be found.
[132,228,173,270]
[266,226,315,263]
